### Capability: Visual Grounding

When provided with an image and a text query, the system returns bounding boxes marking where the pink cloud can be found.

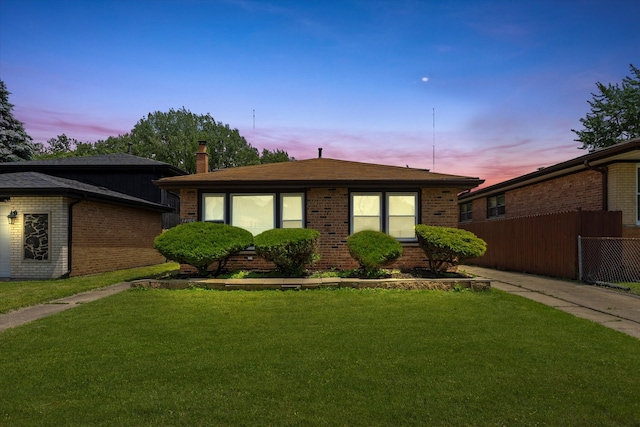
[13,106,131,143]
[241,125,583,190]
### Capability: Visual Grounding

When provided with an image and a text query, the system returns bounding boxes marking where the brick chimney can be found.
[196,140,208,174]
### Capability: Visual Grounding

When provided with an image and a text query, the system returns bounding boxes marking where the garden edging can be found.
[131,277,491,291]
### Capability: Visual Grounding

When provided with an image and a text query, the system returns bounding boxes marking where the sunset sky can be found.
[1,0,638,187]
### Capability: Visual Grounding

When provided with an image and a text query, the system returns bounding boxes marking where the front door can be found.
[0,205,11,277]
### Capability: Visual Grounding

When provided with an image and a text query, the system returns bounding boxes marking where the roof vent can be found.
[318,148,323,158]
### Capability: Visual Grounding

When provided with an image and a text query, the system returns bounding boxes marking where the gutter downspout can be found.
[584,160,608,211]
[62,199,83,278]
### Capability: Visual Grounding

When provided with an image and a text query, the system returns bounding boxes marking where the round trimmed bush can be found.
[414,225,486,274]
[254,228,320,277]
[154,222,253,276]
[347,230,403,276]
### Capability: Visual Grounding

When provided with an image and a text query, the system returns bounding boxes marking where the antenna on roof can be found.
[432,108,436,171]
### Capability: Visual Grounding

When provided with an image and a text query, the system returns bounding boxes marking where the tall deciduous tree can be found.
[260,148,294,164]
[129,108,261,173]
[0,79,34,162]
[572,64,640,151]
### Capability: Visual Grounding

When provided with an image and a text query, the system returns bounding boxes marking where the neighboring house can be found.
[458,137,640,278]
[0,172,172,279]
[0,154,187,228]
[154,144,484,272]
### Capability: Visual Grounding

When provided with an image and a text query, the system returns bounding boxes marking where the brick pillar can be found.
[196,141,208,174]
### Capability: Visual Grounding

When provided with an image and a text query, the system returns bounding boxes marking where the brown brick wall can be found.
[507,170,602,218]
[464,170,603,222]
[179,186,461,274]
[180,189,198,222]
[71,200,165,276]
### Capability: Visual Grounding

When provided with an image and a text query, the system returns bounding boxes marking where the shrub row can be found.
[155,222,486,278]
[154,223,320,277]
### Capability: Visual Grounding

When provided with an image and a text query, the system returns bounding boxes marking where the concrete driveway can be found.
[461,265,640,340]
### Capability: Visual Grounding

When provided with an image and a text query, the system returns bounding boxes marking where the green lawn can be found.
[1,287,639,426]
[619,282,640,296]
[0,262,179,314]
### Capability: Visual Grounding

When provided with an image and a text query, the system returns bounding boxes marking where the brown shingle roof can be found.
[155,157,483,190]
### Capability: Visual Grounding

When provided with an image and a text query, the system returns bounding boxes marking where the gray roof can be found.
[0,153,187,175]
[0,172,172,212]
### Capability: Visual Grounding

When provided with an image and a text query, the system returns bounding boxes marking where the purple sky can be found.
[1,0,638,187]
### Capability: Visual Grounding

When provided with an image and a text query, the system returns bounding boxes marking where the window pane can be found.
[232,195,274,235]
[282,194,303,221]
[389,217,415,238]
[282,220,303,228]
[203,194,225,222]
[388,195,415,215]
[353,195,380,216]
[353,217,381,233]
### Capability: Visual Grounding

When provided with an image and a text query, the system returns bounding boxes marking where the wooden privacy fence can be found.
[460,210,622,280]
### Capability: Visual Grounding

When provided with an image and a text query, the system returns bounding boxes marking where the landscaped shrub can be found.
[154,222,253,276]
[347,230,403,277]
[254,228,320,277]
[414,225,487,275]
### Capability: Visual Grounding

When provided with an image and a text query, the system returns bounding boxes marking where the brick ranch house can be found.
[458,137,640,278]
[154,144,484,273]
[0,172,172,280]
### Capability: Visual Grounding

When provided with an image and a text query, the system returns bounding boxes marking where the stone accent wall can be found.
[70,200,166,276]
[5,196,69,279]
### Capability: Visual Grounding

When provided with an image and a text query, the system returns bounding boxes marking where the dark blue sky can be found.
[1,0,638,186]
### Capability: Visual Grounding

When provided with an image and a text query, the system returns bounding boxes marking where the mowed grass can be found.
[1,288,640,426]
[0,262,179,314]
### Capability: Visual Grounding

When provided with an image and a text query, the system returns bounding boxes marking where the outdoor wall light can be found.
[7,210,18,225]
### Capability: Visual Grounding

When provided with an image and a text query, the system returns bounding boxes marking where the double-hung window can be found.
[351,192,418,240]
[459,202,473,222]
[487,194,505,218]
[281,193,304,228]
[201,192,305,235]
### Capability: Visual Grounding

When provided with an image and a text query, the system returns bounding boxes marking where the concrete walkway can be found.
[461,265,640,339]
[0,282,131,332]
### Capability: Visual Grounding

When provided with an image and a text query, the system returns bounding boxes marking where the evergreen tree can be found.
[0,79,34,162]
[572,64,640,151]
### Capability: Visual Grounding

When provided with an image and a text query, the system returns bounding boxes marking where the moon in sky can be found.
[421,77,429,82]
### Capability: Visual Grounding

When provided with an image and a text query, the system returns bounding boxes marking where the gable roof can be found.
[459,137,640,202]
[0,153,187,176]
[154,157,483,191]
[0,172,172,212]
